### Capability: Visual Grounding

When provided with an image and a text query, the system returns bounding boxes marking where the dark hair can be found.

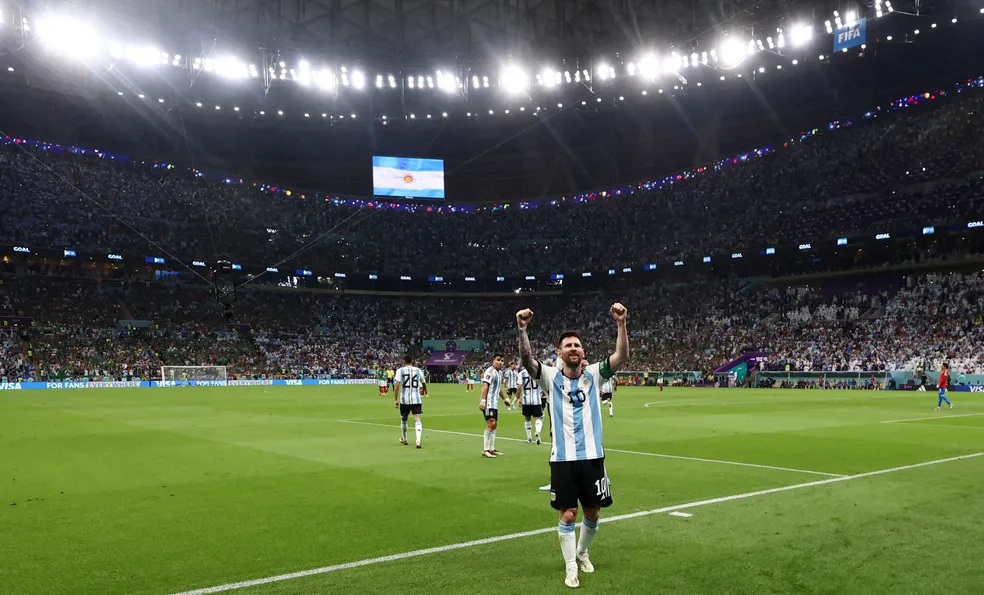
[557,331,582,348]
[493,353,505,360]
[404,355,414,364]
[942,362,949,369]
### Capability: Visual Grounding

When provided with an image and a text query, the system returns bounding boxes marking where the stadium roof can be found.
[77,0,939,63]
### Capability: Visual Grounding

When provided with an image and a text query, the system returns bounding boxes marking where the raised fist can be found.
[516,308,534,329]
[610,303,627,323]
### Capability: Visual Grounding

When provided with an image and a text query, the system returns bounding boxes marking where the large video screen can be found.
[372,156,446,200]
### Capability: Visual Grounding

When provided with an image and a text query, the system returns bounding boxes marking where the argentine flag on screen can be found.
[372,156,445,199]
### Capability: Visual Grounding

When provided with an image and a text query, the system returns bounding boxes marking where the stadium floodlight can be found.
[213,56,250,80]
[314,69,334,91]
[36,16,99,61]
[637,53,659,80]
[845,11,857,26]
[436,70,456,92]
[626,62,637,76]
[388,74,397,88]
[596,62,610,81]
[824,20,833,33]
[499,64,530,94]
[789,23,814,47]
[541,67,559,87]
[716,36,748,69]
[351,70,366,89]
[375,74,383,88]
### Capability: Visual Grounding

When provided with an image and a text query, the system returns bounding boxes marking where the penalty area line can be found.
[167,451,983,595]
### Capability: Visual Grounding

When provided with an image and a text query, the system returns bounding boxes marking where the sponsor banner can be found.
[425,351,469,366]
[423,339,484,352]
[833,18,866,52]
[0,379,380,390]
[954,385,984,392]
[714,352,770,374]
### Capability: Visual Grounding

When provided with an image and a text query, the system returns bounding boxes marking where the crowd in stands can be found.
[2,269,983,382]
[0,87,982,278]
[1,82,983,383]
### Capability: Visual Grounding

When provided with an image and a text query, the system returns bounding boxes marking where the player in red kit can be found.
[937,363,953,411]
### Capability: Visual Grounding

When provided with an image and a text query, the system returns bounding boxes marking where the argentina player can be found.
[394,355,428,448]
[479,354,507,458]
[516,303,629,589]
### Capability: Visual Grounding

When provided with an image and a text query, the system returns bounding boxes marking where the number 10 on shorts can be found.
[595,475,611,499]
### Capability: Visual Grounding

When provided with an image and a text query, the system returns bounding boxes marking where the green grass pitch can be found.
[2,384,983,594]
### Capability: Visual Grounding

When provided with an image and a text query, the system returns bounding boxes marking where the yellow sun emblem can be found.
[403,174,414,183]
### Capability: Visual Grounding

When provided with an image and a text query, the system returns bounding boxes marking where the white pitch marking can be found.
[337,420,843,477]
[668,511,693,518]
[608,448,845,477]
[643,401,671,407]
[880,412,984,424]
[893,422,984,430]
[168,451,984,595]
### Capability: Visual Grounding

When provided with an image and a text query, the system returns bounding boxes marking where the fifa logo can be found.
[837,27,861,43]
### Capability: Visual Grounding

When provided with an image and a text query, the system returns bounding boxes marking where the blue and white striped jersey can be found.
[505,369,519,389]
[519,368,542,406]
[536,360,613,462]
[482,366,503,410]
[396,365,426,405]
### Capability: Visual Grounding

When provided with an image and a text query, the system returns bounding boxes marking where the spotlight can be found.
[499,64,530,94]
[351,70,366,89]
[716,36,747,69]
[789,23,814,47]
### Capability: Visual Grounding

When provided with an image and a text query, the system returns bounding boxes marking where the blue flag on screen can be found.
[833,18,866,52]
[372,156,446,199]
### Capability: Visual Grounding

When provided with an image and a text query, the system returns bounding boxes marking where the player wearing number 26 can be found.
[394,355,427,449]
[516,303,629,589]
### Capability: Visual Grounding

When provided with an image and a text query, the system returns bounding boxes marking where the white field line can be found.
[168,451,984,595]
[893,422,984,430]
[668,511,693,518]
[337,420,843,477]
[641,392,927,409]
[880,412,984,424]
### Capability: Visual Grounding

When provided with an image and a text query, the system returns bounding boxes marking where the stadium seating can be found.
[2,84,984,381]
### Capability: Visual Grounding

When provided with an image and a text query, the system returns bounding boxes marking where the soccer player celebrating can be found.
[937,362,953,411]
[517,303,629,589]
[479,354,506,458]
[394,355,427,448]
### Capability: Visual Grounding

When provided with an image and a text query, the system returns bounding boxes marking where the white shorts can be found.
[657,379,664,385]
